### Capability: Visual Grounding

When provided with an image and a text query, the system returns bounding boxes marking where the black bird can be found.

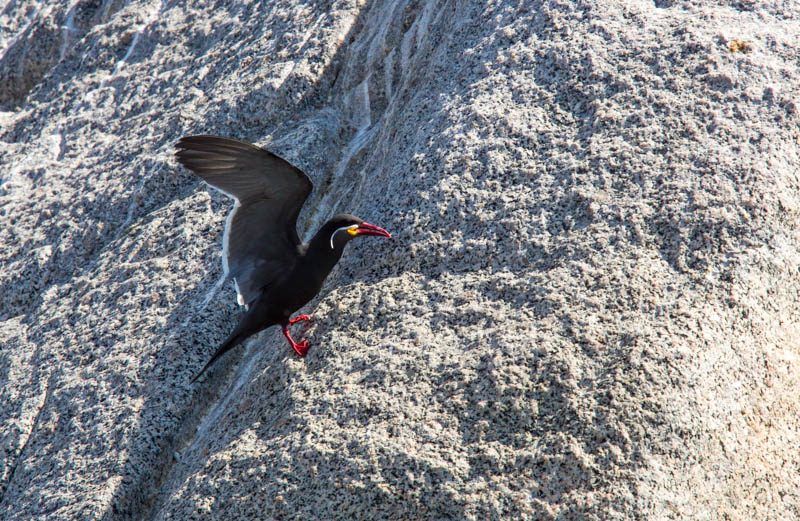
[175,135,391,383]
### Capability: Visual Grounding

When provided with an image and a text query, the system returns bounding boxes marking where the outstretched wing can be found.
[175,135,313,306]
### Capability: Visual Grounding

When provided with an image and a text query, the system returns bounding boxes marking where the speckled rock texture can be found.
[1,1,799,520]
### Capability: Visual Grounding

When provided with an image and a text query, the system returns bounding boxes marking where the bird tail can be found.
[190,330,247,383]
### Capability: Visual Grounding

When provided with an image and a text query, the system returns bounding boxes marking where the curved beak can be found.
[356,222,391,238]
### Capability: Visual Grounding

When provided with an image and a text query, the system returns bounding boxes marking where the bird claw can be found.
[284,317,311,356]
[292,339,310,357]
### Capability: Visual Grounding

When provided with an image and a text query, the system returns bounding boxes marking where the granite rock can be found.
[1,1,799,520]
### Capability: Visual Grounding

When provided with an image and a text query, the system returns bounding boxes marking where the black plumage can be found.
[175,135,391,383]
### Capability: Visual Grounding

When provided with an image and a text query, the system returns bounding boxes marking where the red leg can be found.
[289,314,310,325]
[282,325,310,357]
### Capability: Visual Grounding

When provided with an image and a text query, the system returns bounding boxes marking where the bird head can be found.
[326,214,391,249]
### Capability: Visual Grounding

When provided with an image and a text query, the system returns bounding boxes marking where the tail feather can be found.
[190,331,247,383]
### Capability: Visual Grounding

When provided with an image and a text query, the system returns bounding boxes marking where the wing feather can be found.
[175,135,313,305]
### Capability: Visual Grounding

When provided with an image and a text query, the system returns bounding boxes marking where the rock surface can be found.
[1,1,799,519]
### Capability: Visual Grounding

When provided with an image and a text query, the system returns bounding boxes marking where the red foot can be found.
[289,314,311,325]
[282,324,310,357]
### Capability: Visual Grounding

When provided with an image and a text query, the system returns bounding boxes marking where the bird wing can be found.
[175,135,313,305]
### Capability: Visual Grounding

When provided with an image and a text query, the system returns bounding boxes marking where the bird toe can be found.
[293,339,310,357]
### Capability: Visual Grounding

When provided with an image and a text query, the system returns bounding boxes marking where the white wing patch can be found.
[233,277,248,310]
[204,182,244,307]
[221,201,240,276]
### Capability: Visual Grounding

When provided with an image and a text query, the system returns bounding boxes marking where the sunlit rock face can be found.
[1,1,799,520]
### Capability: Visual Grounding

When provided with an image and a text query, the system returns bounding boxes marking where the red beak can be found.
[356,222,391,238]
